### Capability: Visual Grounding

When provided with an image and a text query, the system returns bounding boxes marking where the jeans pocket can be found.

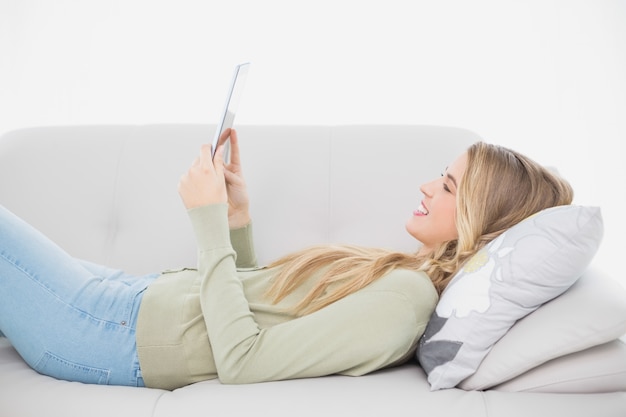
[35,351,110,385]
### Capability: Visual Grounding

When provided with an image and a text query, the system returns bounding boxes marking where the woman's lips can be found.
[414,202,429,216]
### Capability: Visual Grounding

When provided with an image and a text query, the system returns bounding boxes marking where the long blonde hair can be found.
[265,142,574,316]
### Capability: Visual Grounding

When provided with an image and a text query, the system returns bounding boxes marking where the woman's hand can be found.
[178,143,227,209]
[223,129,251,228]
[178,129,251,228]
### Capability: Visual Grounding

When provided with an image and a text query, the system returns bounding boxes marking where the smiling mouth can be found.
[414,202,429,216]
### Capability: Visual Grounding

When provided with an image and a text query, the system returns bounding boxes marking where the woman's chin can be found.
[405,221,420,242]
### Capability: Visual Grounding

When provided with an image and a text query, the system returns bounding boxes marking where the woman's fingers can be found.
[178,144,228,209]
[228,129,241,167]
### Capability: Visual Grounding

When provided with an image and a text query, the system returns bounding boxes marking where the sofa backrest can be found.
[0,124,478,274]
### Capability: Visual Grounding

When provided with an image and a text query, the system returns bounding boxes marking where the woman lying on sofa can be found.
[0,129,573,390]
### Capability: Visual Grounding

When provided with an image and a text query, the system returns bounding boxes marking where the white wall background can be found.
[1,0,625,285]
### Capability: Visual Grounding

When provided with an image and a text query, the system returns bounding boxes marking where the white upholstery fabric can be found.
[0,124,474,272]
[1,125,625,417]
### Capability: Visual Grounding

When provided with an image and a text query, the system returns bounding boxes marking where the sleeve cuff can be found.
[230,222,258,268]
[186,204,231,252]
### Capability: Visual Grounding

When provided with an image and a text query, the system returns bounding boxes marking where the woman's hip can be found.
[2,272,158,386]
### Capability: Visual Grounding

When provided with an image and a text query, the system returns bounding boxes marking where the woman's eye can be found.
[440,172,452,193]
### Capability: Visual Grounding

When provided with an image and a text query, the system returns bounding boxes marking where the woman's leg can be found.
[0,205,158,386]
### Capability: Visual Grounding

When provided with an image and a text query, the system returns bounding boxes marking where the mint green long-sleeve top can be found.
[136,204,438,390]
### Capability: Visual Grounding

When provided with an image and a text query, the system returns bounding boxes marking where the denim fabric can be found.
[0,205,159,387]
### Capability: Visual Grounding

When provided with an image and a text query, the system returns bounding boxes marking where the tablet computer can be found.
[211,62,250,161]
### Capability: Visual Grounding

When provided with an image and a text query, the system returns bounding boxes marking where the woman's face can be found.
[406,151,468,254]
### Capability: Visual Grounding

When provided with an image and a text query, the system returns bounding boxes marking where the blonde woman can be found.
[0,130,573,389]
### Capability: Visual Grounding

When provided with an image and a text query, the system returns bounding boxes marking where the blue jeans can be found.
[0,205,159,386]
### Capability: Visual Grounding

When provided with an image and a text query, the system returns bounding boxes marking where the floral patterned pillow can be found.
[416,205,604,391]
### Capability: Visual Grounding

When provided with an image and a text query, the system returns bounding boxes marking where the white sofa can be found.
[1,124,625,417]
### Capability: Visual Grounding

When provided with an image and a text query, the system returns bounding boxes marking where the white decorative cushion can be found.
[491,340,626,393]
[461,269,626,390]
[417,205,604,391]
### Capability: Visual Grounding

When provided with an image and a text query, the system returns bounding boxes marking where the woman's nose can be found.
[420,180,435,197]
